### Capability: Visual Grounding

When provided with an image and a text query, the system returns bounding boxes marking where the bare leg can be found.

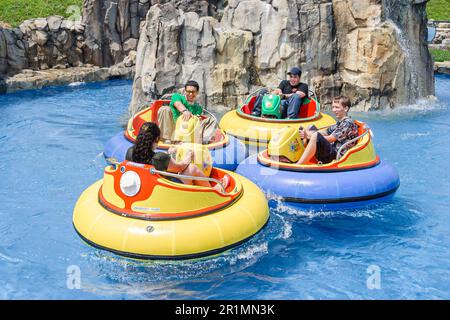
[297,132,318,165]
[176,163,229,193]
[179,164,211,187]
[157,106,175,142]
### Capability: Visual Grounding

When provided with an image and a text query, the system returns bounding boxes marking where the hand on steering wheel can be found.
[182,110,193,121]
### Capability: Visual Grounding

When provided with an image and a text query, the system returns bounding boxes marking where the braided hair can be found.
[132,122,160,165]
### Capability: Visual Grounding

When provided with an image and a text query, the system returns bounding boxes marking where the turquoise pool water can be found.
[0,75,449,299]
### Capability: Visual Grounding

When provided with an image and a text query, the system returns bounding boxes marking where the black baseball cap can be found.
[287,67,302,76]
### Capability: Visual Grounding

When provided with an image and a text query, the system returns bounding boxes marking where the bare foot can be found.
[221,174,230,189]
[213,174,230,193]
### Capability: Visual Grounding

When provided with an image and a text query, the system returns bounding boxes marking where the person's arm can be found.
[295,83,308,98]
[299,126,333,141]
[318,128,329,135]
[326,120,355,144]
[324,134,337,143]
[167,149,194,173]
[168,146,177,155]
[273,88,283,95]
[193,103,204,117]
[173,100,193,121]
[273,81,285,97]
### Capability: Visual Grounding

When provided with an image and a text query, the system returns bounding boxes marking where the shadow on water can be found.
[76,211,292,298]
[1,75,449,299]
[267,192,424,244]
[0,79,130,101]
[74,190,426,299]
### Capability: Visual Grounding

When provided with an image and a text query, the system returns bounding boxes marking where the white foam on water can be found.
[353,96,447,121]
[90,152,107,172]
[267,191,378,220]
[231,242,269,264]
[68,82,86,87]
[400,132,431,141]
[277,215,292,239]
[83,231,271,287]
[0,252,22,264]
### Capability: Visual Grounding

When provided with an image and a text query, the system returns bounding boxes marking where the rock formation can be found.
[0,16,87,76]
[0,10,136,93]
[129,0,435,113]
[429,21,450,49]
[0,27,27,75]
[334,0,434,109]
[82,0,221,67]
[0,0,435,111]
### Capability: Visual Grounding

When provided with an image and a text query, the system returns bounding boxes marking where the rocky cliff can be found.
[0,0,220,92]
[1,0,435,110]
[129,0,435,112]
[82,0,222,67]
[0,17,86,76]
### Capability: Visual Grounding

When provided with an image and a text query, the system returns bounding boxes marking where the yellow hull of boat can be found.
[73,172,269,259]
[219,111,336,147]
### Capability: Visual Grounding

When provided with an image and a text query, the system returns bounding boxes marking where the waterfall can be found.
[385,18,420,102]
[382,0,434,104]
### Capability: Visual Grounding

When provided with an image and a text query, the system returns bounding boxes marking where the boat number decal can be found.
[133,206,161,212]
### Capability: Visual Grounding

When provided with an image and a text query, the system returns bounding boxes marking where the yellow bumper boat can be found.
[73,161,269,260]
[220,92,336,148]
[104,99,246,171]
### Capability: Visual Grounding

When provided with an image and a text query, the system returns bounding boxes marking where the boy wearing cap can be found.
[252,67,308,119]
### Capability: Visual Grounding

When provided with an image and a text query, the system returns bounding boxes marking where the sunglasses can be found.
[185,90,198,95]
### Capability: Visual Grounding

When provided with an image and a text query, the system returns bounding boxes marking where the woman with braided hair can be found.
[126,122,229,191]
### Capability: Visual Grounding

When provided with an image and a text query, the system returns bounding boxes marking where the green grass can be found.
[0,0,83,27]
[430,49,450,62]
[427,0,450,21]
[0,0,448,27]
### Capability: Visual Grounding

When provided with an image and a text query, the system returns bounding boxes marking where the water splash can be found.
[68,82,86,87]
[266,192,380,220]
[80,239,270,295]
[400,132,430,141]
[352,95,447,121]
[389,19,421,98]
[382,0,425,103]
[0,251,22,265]
[90,152,107,173]
[74,211,294,298]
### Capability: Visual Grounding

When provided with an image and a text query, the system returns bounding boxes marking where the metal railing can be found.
[158,91,221,130]
[106,157,120,166]
[336,128,370,161]
[105,157,227,194]
[202,108,220,127]
[245,87,318,101]
[244,87,274,102]
[317,124,333,131]
[150,168,226,194]
[308,89,318,102]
